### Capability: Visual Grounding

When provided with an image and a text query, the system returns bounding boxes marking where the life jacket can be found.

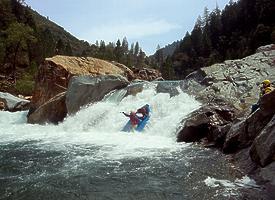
[264,86,273,94]
[137,108,147,115]
[137,105,150,119]
[129,113,140,126]
[261,86,273,97]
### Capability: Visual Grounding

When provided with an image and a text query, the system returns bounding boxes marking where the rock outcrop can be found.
[223,89,275,154]
[28,56,162,118]
[29,56,133,115]
[178,45,275,196]
[177,102,236,147]
[184,44,275,111]
[249,115,275,167]
[66,75,129,115]
[0,92,30,112]
[131,67,162,81]
[156,81,181,97]
[27,92,67,124]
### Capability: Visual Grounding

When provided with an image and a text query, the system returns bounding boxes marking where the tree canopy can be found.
[151,0,275,79]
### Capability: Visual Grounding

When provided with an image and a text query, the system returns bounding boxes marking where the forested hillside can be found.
[0,0,148,95]
[152,0,275,79]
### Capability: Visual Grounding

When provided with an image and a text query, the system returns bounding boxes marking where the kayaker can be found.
[251,79,274,113]
[122,111,140,127]
[136,104,150,120]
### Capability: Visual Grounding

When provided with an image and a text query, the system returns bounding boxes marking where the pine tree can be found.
[114,39,123,62]
[121,37,129,55]
[137,49,145,68]
[4,22,36,79]
[155,44,164,67]
[99,40,106,59]
[134,42,140,56]
[55,39,65,55]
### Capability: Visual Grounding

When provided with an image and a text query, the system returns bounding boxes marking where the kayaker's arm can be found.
[122,112,130,117]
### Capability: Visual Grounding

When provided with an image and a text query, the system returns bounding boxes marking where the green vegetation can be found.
[0,0,148,95]
[152,0,275,79]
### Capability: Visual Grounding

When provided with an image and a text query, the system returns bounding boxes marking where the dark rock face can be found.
[177,103,236,147]
[223,90,275,154]
[0,92,30,112]
[27,92,67,124]
[66,75,129,115]
[257,162,275,198]
[250,115,275,167]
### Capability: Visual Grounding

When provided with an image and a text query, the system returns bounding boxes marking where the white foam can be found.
[0,84,201,160]
[204,176,259,197]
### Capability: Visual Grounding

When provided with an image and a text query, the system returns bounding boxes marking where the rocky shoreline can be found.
[0,44,274,199]
[176,44,275,199]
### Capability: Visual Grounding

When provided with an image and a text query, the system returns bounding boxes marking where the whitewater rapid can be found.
[0,83,260,200]
[0,84,201,159]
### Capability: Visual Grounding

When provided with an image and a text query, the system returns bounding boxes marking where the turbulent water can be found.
[0,83,259,200]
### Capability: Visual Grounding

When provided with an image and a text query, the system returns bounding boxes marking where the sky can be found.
[25,0,231,55]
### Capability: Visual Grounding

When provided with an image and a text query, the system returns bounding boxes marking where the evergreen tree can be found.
[121,37,129,55]
[137,49,145,68]
[65,43,73,56]
[105,42,114,61]
[134,42,140,56]
[114,39,123,62]
[4,22,36,79]
[161,56,174,80]
[155,44,164,67]
[99,40,106,59]
[55,38,65,55]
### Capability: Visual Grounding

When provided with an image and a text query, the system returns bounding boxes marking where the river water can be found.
[0,84,259,199]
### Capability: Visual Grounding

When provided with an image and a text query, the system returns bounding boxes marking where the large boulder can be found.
[124,83,144,97]
[177,102,236,147]
[66,75,129,115]
[184,44,275,109]
[156,81,182,97]
[223,90,275,153]
[131,67,162,81]
[27,92,67,124]
[28,56,134,116]
[250,114,275,167]
[0,92,30,112]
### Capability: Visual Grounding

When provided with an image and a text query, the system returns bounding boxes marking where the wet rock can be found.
[223,120,247,153]
[66,75,129,115]
[0,92,30,112]
[124,83,144,97]
[156,81,182,97]
[28,92,67,124]
[258,162,275,193]
[233,148,275,200]
[177,103,236,147]
[249,114,275,167]
[154,77,165,81]
[0,101,5,110]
